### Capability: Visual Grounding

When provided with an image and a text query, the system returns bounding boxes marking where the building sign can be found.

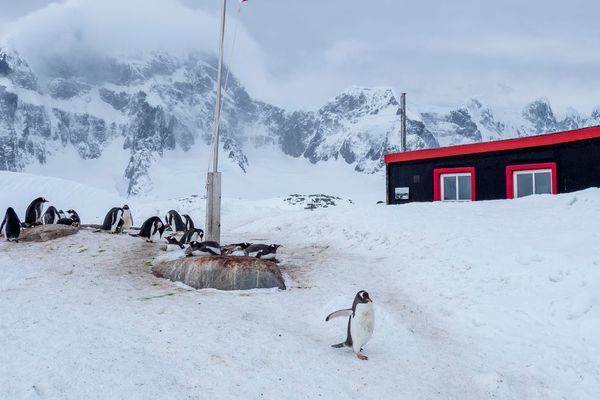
[395,187,409,200]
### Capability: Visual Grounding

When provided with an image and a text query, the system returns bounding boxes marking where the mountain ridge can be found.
[0,48,598,196]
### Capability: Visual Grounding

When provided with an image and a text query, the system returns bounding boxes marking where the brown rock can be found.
[19,224,80,242]
[152,256,286,291]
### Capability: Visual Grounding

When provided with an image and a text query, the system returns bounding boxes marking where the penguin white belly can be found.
[259,252,277,260]
[230,250,246,256]
[166,243,181,252]
[149,230,162,242]
[350,302,374,353]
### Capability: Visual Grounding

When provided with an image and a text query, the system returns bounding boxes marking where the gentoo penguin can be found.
[185,241,221,256]
[58,209,67,219]
[101,207,125,234]
[132,216,165,243]
[1,207,21,242]
[165,210,186,233]
[121,204,133,231]
[25,197,48,226]
[221,242,252,256]
[165,236,185,252]
[43,206,61,224]
[180,214,204,244]
[66,209,81,227]
[326,290,375,361]
[244,244,281,260]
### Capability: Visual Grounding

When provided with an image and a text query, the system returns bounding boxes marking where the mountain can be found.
[0,49,598,197]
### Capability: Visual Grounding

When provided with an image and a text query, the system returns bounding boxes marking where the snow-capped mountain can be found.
[0,49,598,196]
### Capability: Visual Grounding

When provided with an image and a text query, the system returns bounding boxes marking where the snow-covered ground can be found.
[0,172,599,399]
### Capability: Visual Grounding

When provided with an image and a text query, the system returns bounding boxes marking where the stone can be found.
[19,224,79,242]
[152,256,286,291]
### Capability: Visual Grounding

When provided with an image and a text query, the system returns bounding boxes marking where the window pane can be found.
[443,176,457,200]
[457,175,472,200]
[516,173,534,198]
[534,172,552,194]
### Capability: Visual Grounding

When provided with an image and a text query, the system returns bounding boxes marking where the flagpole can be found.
[206,0,227,243]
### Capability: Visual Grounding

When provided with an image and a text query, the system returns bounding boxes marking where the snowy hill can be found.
[1,48,599,198]
[0,171,599,399]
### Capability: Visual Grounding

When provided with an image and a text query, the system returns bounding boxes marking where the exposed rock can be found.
[283,194,353,209]
[152,256,286,290]
[19,224,79,242]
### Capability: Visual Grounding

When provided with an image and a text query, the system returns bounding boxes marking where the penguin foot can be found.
[356,352,368,361]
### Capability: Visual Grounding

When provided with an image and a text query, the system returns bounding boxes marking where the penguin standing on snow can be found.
[221,242,252,256]
[185,241,221,256]
[25,197,48,226]
[132,216,166,243]
[66,209,81,226]
[101,207,125,234]
[43,206,61,224]
[244,244,281,260]
[165,210,186,233]
[165,236,185,252]
[180,214,204,244]
[121,205,133,231]
[326,290,375,361]
[1,207,22,242]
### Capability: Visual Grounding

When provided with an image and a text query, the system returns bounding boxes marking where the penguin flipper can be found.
[325,309,352,321]
[331,343,346,348]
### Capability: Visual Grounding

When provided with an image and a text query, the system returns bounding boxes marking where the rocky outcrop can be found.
[19,224,79,242]
[152,256,286,290]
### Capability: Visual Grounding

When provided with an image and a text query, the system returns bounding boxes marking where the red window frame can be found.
[433,167,476,201]
[505,162,557,199]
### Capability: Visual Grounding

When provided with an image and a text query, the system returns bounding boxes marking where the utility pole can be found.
[205,0,227,243]
[400,92,407,152]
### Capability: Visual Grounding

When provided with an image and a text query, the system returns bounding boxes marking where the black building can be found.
[385,126,600,204]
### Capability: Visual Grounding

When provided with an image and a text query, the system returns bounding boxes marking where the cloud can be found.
[0,0,270,97]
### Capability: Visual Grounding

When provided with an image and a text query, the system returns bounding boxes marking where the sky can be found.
[0,0,599,114]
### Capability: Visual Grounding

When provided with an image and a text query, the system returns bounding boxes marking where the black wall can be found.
[387,138,600,204]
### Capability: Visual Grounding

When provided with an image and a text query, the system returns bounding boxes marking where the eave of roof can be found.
[384,125,600,164]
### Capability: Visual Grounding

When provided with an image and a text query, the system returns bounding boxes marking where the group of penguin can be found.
[2,198,374,359]
[100,206,282,260]
[0,197,81,242]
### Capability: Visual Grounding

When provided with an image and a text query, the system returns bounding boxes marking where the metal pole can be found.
[400,92,407,152]
[206,0,227,243]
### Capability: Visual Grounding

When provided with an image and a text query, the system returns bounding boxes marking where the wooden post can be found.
[205,0,227,244]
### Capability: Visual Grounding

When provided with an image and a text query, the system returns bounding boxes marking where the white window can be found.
[441,173,472,201]
[513,169,552,198]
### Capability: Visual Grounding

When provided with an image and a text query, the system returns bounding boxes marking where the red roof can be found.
[384,125,600,164]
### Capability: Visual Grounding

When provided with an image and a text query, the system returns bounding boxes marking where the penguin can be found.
[122,204,133,231]
[58,209,67,219]
[221,242,252,256]
[25,197,48,226]
[1,207,21,242]
[66,209,81,227]
[325,290,374,361]
[165,210,186,233]
[101,207,125,234]
[165,236,185,252]
[244,244,281,260]
[57,217,75,225]
[185,241,221,256]
[180,214,204,244]
[43,206,61,224]
[131,216,165,243]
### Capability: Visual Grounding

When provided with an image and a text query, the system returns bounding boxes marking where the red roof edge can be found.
[384,125,600,164]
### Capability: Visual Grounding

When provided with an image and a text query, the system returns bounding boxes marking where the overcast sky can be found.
[1,0,599,114]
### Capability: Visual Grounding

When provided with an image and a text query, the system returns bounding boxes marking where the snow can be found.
[1,172,599,399]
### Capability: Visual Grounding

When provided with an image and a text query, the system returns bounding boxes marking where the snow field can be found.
[0,172,599,399]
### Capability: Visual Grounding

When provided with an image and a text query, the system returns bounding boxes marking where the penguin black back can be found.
[43,206,60,224]
[165,210,186,232]
[25,197,48,225]
[3,207,21,242]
